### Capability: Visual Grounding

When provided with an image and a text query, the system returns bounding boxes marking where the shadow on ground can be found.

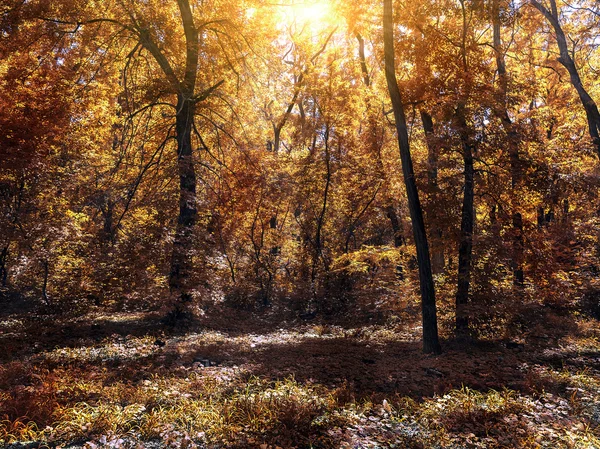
[1,299,595,400]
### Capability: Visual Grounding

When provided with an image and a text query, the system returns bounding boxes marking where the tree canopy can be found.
[1,0,600,348]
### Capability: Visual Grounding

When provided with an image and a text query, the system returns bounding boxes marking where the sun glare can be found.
[292,1,331,24]
[280,0,337,34]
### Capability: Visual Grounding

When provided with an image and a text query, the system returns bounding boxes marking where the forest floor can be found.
[1,295,600,448]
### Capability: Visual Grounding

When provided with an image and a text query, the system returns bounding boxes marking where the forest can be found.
[1,0,600,447]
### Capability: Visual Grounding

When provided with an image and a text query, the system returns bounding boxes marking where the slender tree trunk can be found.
[387,205,405,279]
[453,0,476,336]
[386,205,404,248]
[356,33,371,87]
[0,244,8,287]
[169,94,198,317]
[493,0,524,286]
[455,104,475,335]
[420,110,444,273]
[531,0,600,157]
[100,197,114,244]
[311,125,331,286]
[384,0,441,354]
[42,259,49,305]
[356,32,404,257]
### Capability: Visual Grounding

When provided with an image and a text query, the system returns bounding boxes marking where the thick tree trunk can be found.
[168,94,198,318]
[384,0,441,354]
[273,126,282,154]
[455,104,474,335]
[135,0,201,322]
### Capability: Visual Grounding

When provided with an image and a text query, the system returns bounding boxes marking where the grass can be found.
[2,311,600,448]
[2,367,600,448]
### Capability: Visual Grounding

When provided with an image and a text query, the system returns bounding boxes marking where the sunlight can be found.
[280,0,338,34]
[292,1,331,24]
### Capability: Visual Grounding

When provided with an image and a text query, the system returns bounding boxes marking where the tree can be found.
[491,0,524,287]
[34,0,253,319]
[383,0,441,354]
[531,0,600,157]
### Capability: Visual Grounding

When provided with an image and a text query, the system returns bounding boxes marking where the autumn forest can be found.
[2,0,600,447]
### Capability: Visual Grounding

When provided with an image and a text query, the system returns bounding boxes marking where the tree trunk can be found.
[420,110,444,273]
[273,125,282,154]
[356,33,371,87]
[455,103,474,335]
[0,244,8,287]
[383,0,441,354]
[100,197,114,244]
[512,212,524,285]
[386,205,404,248]
[168,94,198,318]
[311,124,332,289]
[531,0,600,157]
[42,259,49,305]
[133,0,201,322]
[493,0,524,287]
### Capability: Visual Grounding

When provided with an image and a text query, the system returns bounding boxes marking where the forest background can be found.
[2,0,600,447]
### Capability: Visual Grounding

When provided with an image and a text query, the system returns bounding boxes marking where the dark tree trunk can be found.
[168,94,198,316]
[42,260,49,305]
[386,205,404,248]
[0,244,8,287]
[512,212,524,285]
[537,206,545,228]
[493,0,524,287]
[311,124,331,288]
[100,197,114,244]
[356,33,371,87]
[420,110,444,273]
[455,104,474,335]
[453,0,476,336]
[134,0,203,322]
[384,0,441,354]
[531,0,600,157]
[273,125,282,154]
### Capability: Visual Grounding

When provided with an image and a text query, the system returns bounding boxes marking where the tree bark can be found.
[454,103,474,335]
[169,94,198,316]
[383,0,441,354]
[136,0,201,320]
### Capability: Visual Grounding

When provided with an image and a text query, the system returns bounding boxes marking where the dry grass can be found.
[2,311,600,448]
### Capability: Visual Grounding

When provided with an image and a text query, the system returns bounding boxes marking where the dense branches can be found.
[1,0,599,349]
